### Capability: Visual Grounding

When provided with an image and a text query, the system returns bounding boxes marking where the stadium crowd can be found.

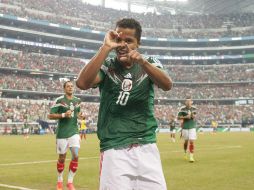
[1,0,254,38]
[0,1,254,133]
[156,85,253,99]
[0,49,83,74]
[0,73,100,95]
[1,73,253,99]
[166,64,254,82]
[1,50,254,83]
[1,98,253,128]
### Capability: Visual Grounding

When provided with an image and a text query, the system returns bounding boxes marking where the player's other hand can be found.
[191,113,196,119]
[103,30,125,50]
[119,43,145,65]
[65,110,72,118]
[128,48,145,65]
[186,112,192,119]
[79,112,85,119]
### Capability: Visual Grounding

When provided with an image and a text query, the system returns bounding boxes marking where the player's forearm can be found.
[76,45,111,90]
[48,113,64,120]
[178,116,189,120]
[141,60,172,91]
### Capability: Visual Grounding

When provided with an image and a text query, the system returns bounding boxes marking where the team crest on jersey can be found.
[70,102,74,111]
[121,79,133,92]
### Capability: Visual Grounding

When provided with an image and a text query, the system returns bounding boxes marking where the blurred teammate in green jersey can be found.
[48,81,84,190]
[169,114,176,143]
[178,97,197,162]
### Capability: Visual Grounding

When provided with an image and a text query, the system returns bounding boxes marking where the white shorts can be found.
[23,128,29,133]
[170,129,176,134]
[56,134,80,154]
[99,143,167,190]
[182,128,197,140]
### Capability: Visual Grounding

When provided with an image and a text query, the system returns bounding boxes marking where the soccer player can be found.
[169,115,176,142]
[23,111,29,139]
[23,121,29,139]
[211,120,218,133]
[79,117,87,141]
[76,18,172,190]
[48,81,83,190]
[178,97,197,162]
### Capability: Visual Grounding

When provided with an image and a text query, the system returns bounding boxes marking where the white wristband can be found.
[61,113,66,118]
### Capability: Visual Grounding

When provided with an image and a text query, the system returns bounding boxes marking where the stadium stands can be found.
[0,0,253,129]
[1,0,254,38]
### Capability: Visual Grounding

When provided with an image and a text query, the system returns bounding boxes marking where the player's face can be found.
[64,82,74,96]
[115,27,139,63]
[185,99,193,107]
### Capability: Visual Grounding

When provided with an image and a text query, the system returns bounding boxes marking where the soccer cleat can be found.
[56,182,63,190]
[189,153,195,162]
[67,183,76,190]
[184,152,188,160]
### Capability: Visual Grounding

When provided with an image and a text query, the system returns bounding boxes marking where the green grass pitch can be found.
[0,132,253,190]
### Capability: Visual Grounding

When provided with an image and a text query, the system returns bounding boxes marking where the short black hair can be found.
[63,80,72,88]
[116,18,142,44]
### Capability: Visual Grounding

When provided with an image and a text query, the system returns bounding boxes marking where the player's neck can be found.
[65,94,73,100]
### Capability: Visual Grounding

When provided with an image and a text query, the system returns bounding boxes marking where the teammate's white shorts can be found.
[182,128,197,140]
[170,129,176,134]
[56,134,80,154]
[23,128,29,133]
[99,143,167,190]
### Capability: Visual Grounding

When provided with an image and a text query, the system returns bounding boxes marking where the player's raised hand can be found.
[129,50,145,65]
[103,30,125,50]
[65,110,72,118]
[123,43,145,65]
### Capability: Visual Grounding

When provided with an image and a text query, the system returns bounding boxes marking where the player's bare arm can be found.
[76,31,125,90]
[178,113,191,120]
[48,110,72,120]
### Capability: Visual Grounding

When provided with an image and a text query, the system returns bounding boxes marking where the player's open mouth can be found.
[117,49,128,57]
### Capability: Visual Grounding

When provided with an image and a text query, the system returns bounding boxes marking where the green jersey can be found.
[169,120,176,131]
[178,106,197,129]
[50,95,81,138]
[24,123,29,129]
[97,57,163,151]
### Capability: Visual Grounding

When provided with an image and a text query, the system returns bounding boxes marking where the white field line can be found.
[0,145,242,167]
[0,183,38,190]
[0,156,99,166]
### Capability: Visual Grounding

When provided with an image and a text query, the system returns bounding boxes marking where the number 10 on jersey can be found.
[116,91,130,106]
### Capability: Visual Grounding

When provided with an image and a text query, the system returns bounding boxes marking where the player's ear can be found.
[136,43,140,49]
[137,40,141,48]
